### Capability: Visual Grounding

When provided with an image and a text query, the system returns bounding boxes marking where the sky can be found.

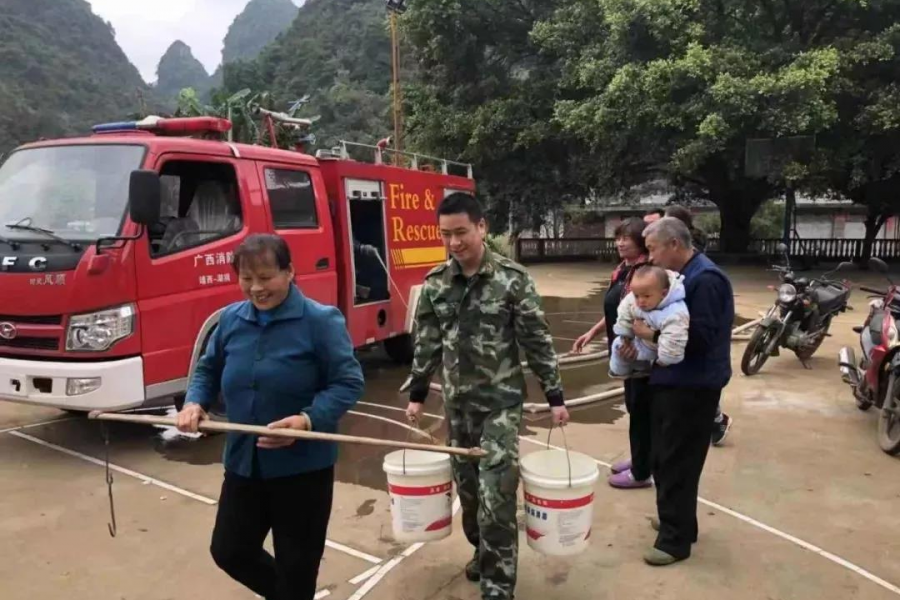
[87,0,304,84]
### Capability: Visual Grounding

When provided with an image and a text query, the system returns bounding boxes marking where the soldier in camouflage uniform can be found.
[406,193,569,600]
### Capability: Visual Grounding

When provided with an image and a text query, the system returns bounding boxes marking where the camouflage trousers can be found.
[446,405,522,600]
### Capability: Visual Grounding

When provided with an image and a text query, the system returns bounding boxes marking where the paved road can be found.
[1,264,898,600]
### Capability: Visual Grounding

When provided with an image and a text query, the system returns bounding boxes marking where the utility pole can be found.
[386,1,407,162]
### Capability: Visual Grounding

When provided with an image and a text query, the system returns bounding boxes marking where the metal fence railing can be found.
[516,237,900,264]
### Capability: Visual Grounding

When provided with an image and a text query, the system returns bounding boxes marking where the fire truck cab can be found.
[0,117,474,412]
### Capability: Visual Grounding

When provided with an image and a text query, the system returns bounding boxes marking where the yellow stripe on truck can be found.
[399,246,447,266]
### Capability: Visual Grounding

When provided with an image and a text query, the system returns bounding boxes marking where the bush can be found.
[486,233,511,258]
[695,212,721,236]
[750,200,785,239]
[694,200,785,240]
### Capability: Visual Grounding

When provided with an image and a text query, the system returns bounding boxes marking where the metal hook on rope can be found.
[102,422,117,538]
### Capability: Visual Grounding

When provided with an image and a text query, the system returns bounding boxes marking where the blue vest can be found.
[650,253,733,389]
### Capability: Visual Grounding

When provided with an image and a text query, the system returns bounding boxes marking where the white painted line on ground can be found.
[551,336,579,342]
[325,540,382,565]
[349,564,382,585]
[519,435,900,597]
[696,496,900,595]
[9,430,219,505]
[354,403,900,597]
[347,496,461,600]
[0,416,76,435]
[11,428,388,569]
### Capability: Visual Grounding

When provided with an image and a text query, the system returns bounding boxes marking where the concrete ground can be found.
[2,262,899,600]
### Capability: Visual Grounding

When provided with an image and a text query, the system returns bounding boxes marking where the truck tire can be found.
[384,333,414,364]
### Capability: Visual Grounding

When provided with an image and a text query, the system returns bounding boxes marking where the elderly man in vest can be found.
[622,217,733,565]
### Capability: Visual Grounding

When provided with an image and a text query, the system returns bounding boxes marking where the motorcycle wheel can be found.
[741,325,777,376]
[795,318,832,361]
[878,374,900,455]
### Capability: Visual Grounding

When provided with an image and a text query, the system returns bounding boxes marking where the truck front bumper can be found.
[0,356,145,411]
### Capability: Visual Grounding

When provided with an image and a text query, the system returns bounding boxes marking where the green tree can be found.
[805,10,900,259]
[403,0,599,234]
[536,0,865,251]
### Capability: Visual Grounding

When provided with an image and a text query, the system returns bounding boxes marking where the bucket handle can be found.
[402,415,436,475]
[546,423,573,488]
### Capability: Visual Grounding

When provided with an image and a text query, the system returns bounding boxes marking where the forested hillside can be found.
[223,0,300,65]
[0,0,149,153]
[155,41,211,101]
[222,0,393,148]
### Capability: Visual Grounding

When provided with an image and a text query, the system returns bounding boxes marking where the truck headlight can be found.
[778,284,797,304]
[66,304,135,352]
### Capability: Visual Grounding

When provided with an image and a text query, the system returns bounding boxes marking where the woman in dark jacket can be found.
[177,233,364,600]
[573,218,654,489]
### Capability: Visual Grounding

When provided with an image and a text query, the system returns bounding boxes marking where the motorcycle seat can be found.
[814,284,850,313]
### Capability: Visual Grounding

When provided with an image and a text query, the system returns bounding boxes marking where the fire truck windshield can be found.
[0,144,145,241]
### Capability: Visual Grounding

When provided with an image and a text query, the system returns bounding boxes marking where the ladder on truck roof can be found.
[317,140,473,179]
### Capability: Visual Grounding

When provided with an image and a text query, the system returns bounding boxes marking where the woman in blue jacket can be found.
[176,233,364,600]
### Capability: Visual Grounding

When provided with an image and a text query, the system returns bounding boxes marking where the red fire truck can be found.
[0,116,474,412]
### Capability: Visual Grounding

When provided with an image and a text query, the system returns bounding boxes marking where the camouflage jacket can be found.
[408,247,564,411]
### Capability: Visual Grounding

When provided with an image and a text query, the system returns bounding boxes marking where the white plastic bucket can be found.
[520,448,600,556]
[383,449,454,543]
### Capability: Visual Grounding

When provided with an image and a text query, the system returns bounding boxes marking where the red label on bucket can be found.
[525,492,594,510]
[526,527,545,541]
[425,516,452,531]
[389,482,452,497]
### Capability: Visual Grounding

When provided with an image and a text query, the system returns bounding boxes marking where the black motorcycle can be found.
[741,244,852,376]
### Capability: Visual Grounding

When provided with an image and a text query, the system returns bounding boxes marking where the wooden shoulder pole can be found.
[88,412,487,459]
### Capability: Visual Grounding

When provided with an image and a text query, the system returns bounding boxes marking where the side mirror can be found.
[129,170,161,226]
[776,242,788,254]
[869,257,889,274]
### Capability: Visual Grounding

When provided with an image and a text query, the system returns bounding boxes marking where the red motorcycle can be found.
[838,257,900,455]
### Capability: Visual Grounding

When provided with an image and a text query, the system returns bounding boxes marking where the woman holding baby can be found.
[572,218,654,490]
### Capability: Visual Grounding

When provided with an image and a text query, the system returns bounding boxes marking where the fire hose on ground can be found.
[418,317,763,414]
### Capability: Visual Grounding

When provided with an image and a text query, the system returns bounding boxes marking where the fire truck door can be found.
[257,163,337,307]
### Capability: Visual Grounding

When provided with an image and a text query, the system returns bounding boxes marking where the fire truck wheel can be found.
[384,334,414,364]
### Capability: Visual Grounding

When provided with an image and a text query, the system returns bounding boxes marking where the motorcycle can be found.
[741,243,852,376]
[838,257,900,455]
